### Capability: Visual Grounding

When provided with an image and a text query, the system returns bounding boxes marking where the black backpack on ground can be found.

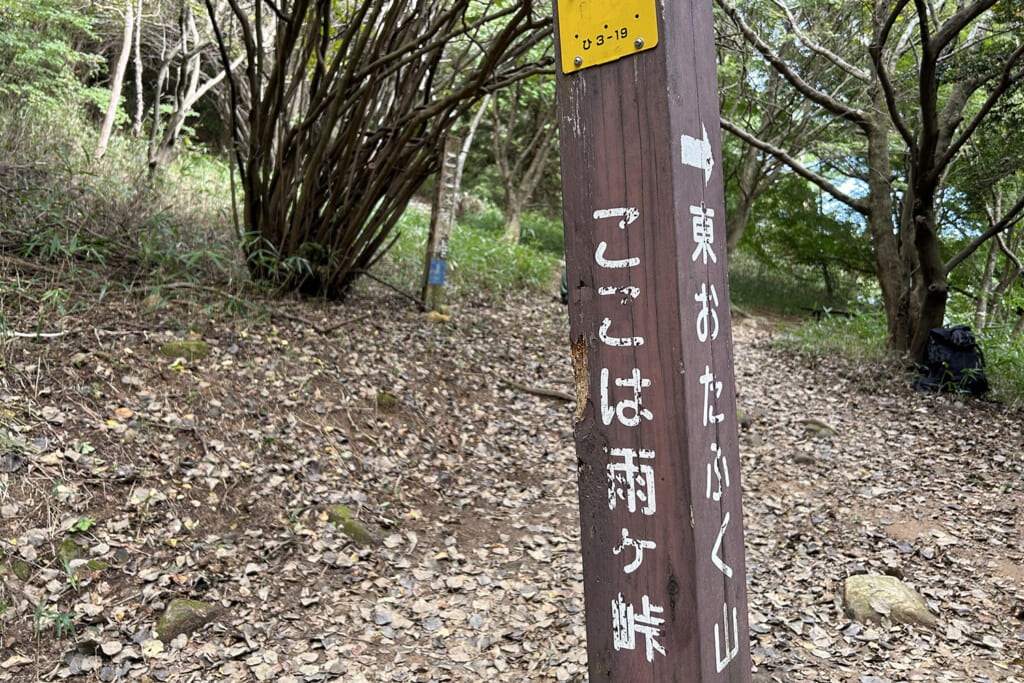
[912,324,989,397]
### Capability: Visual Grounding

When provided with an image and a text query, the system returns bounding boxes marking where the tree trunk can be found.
[908,196,948,361]
[502,198,524,243]
[490,79,557,245]
[1013,309,1024,339]
[725,143,764,252]
[454,95,490,210]
[131,0,143,137]
[862,107,907,352]
[974,238,999,329]
[95,1,134,160]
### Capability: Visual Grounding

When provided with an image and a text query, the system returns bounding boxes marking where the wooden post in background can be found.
[421,136,461,312]
[554,1,752,681]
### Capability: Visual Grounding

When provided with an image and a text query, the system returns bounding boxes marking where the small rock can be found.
[159,340,210,361]
[1,654,33,669]
[843,574,937,628]
[376,392,398,411]
[421,616,443,631]
[0,453,24,474]
[155,598,220,642]
[327,505,380,546]
[800,417,837,436]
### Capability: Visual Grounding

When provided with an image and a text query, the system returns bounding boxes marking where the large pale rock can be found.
[843,574,937,628]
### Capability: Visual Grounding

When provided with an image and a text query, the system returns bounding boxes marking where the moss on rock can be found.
[327,504,379,546]
[160,340,210,361]
[156,598,220,642]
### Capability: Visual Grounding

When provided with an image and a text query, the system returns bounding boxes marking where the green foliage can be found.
[0,96,240,295]
[738,172,872,300]
[775,310,890,363]
[18,229,110,269]
[0,0,107,160]
[520,212,565,256]
[33,603,77,642]
[460,204,564,256]
[449,225,560,295]
[944,288,1024,405]
[376,203,561,300]
[0,0,100,104]
[459,204,505,235]
[727,250,855,314]
[138,148,239,283]
[975,324,1024,408]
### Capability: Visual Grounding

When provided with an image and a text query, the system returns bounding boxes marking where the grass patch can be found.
[520,211,564,256]
[773,309,1024,407]
[375,203,561,301]
[773,309,891,364]
[976,324,1024,409]
[458,205,565,256]
[0,101,240,290]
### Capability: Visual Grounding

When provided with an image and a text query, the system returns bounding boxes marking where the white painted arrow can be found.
[680,123,715,186]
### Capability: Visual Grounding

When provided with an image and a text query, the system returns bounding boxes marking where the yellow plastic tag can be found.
[557,0,659,73]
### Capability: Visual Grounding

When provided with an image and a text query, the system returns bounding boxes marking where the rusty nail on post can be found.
[574,55,583,67]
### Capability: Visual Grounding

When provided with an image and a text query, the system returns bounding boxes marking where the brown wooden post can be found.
[421,136,461,311]
[554,2,753,681]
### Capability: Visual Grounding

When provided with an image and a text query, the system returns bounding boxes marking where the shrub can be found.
[520,211,564,256]
[774,309,890,364]
[0,0,105,155]
[727,250,854,315]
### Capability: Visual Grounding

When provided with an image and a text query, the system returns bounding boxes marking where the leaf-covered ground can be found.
[1,267,1022,682]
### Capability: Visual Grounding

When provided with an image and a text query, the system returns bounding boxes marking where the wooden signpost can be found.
[554,1,752,681]
[421,136,461,312]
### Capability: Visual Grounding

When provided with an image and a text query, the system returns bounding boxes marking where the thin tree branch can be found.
[945,191,1024,273]
[870,0,916,153]
[930,0,1001,51]
[769,0,871,83]
[715,0,870,128]
[928,43,1024,184]
[720,117,869,214]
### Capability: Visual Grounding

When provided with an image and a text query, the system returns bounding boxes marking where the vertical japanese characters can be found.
[590,205,667,663]
[686,134,739,674]
[589,119,741,675]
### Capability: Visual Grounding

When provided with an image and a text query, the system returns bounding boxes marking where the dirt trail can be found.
[0,281,1021,681]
